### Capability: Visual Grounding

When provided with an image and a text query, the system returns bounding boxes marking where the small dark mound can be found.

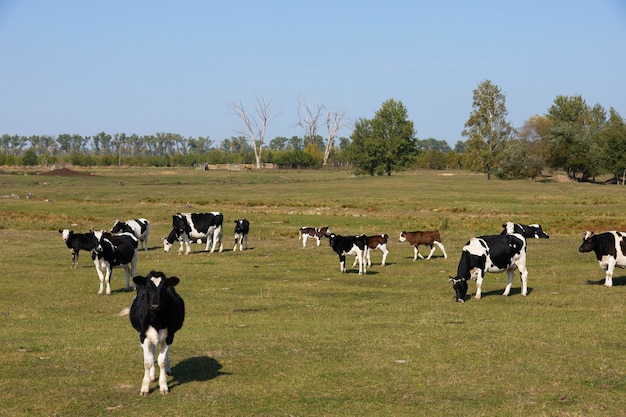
[39,168,89,177]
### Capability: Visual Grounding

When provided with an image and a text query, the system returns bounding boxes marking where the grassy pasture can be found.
[1,167,626,416]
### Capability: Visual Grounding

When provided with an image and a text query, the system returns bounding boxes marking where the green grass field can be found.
[2,167,626,416]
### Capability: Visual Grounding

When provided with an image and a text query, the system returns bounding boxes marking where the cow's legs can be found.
[357,251,366,275]
[94,263,106,295]
[140,339,155,396]
[379,245,388,266]
[339,255,346,272]
[104,269,113,295]
[414,246,423,261]
[157,343,171,395]
[604,258,617,287]
[71,250,78,268]
[353,248,372,267]
[502,269,515,296]
[434,241,447,259]
[302,234,308,248]
[426,244,437,259]
[474,271,484,300]
[315,237,321,247]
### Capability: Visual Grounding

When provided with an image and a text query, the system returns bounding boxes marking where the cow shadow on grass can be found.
[168,356,228,391]
[586,276,626,286]
[469,286,534,299]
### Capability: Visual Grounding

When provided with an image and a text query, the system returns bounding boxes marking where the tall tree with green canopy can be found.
[598,107,626,184]
[347,99,417,176]
[461,80,516,179]
[546,95,605,181]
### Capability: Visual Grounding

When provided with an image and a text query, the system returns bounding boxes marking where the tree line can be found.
[3,80,625,182]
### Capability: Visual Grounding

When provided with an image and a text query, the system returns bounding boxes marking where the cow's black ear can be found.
[166,277,181,287]
[133,276,147,286]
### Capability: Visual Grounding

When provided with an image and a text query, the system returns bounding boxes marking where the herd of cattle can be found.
[58,213,626,395]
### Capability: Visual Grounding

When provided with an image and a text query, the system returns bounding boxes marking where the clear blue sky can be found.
[1,0,625,147]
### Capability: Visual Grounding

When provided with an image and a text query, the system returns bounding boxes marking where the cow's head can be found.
[59,229,72,242]
[327,233,337,247]
[528,224,549,239]
[234,219,249,234]
[449,277,468,302]
[163,229,180,252]
[578,231,595,253]
[133,270,180,311]
[399,231,407,242]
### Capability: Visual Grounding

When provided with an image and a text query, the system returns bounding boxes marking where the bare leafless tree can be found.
[323,107,347,166]
[231,94,276,169]
[297,97,325,146]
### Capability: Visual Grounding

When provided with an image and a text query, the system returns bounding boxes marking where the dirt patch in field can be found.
[39,168,90,177]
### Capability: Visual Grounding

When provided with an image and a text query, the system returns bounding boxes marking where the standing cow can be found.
[501,222,549,239]
[59,229,95,268]
[353,234,389,267]
[449,233,528,302]
[328,233,368,275]
[163,212,224,254]
[399,230,447,260]
[233,219,250,251]
[130,271,185,395]
[299,226,330,248]
[112,218,151,250]
[91,230,138,295]
[578,230,626,287]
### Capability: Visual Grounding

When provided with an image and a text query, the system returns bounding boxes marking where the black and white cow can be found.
[353,234,389,267]
[233,219,250,251]
[91,230,138,295]
[59,229,95,268]
[130,270,185,396]
[449,233,528,302]
[501,222,549,239]
[328,233,368,275]
[112,218,151,250]
[578,230,626,287]
[299,226,330,248]
[163,212,224,255]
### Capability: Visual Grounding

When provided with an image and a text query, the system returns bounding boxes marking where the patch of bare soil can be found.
[39,168,89,177]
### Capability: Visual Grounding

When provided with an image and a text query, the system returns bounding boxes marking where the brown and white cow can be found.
[299,226,330,248]
[579,230,626,287]
[399,230,447,260]
[353,234,389,267]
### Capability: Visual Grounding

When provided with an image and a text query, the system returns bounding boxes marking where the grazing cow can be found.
[91,230,138,295]
[353,234,389,267]
[328,233,368,275]
[112,218,151,250]
[130,270,185,396]
[58,229,94,268]
[163,212,224,254]
[399,230,447,260]
[299,226,330,248]
[233,219,250,251]
[501,222,549,239]
[449,233,528,302]
[578,231,626,287]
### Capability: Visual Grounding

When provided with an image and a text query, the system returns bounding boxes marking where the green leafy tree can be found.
[347,99,417,176]
[598,108,626,183]
[21,148,38,166]
[546,95,605,181]
[462,80,516,179]
[496,139,544,180]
